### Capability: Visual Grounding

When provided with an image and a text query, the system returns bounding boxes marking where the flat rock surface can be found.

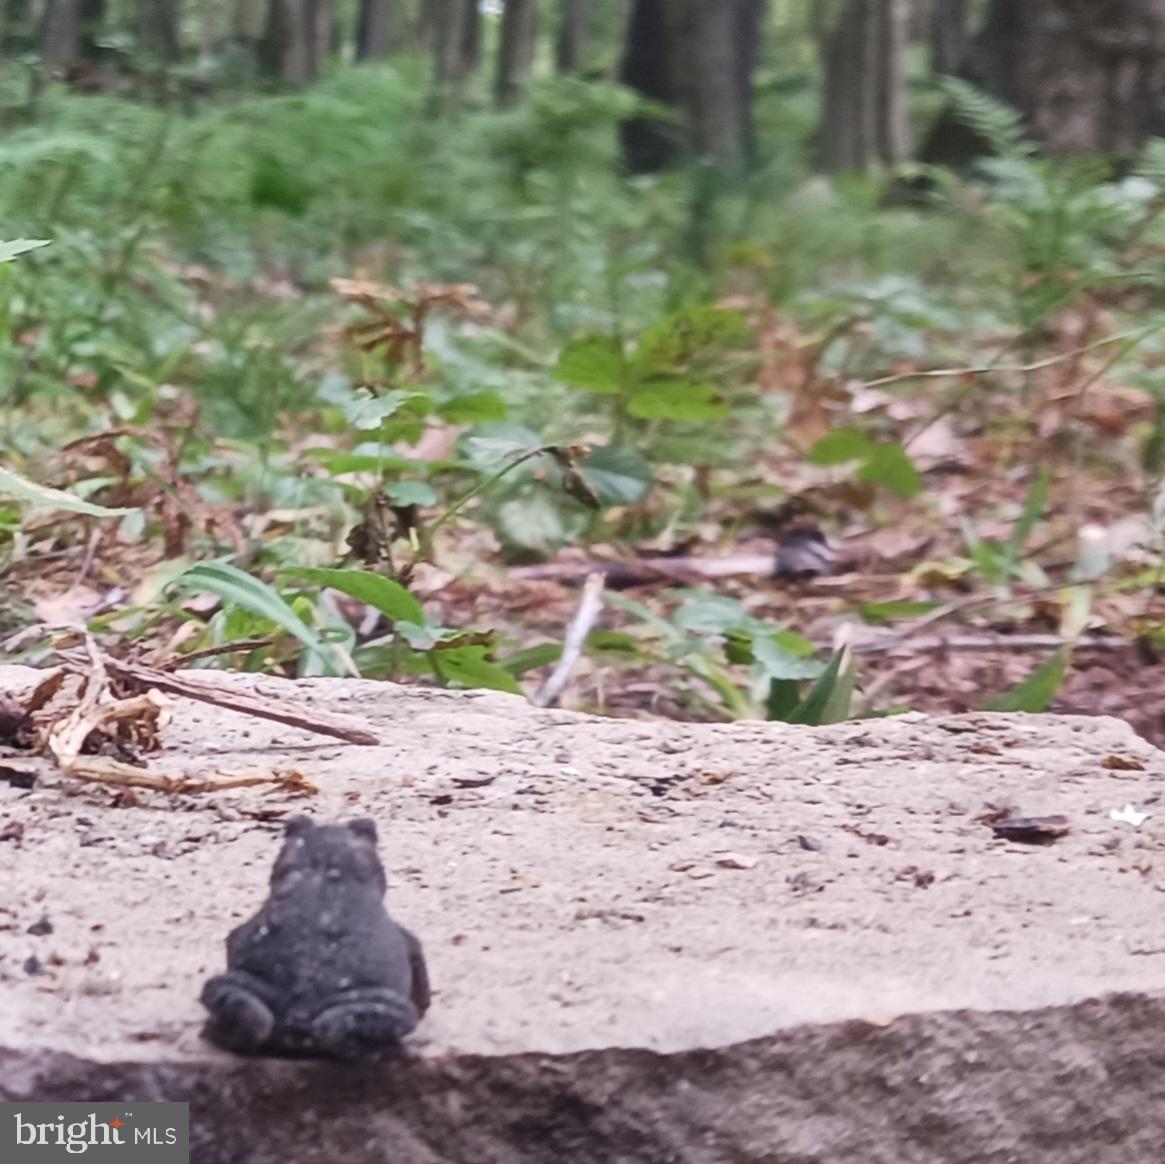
[2,665,1165,1163]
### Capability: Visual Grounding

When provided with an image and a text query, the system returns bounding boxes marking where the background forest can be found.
[3,0,1165,746]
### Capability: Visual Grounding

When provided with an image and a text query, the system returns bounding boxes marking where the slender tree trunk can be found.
[555,0,591,73]
[819,0,911,172]
[314,0,336,69]
[460,0,481,75]
[40,0,81,70]
[356,0,394,58]
[429,0,467,111]
[198,0,217,62]
[260,0,317,85]
[618,0,683,171]
[494,0,538,106]
[930,0,967,74]
[138,0,182,63]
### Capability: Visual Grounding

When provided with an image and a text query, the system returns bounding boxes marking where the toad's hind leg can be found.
[201,971,278,1055]
[309,987,419,1058]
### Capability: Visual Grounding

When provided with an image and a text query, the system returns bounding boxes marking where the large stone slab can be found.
[2,666,1164,1162]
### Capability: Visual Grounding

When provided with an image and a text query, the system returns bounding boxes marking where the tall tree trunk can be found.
[924,0,1165,163]
[356,0,394,59]
[428,0,467,111]
[40,0,81,70]
[460,0,481,75]
[314,0,336,68]
[819,0,911,172]
[260,0,317,85]
[138,0,182,63]
[619,0,681,172]
[494,0,538,106]
[665,1,747,168]
[555,0,591,73]
[619,0,762,173]
[234,0,267,40]
[930,0,967,74]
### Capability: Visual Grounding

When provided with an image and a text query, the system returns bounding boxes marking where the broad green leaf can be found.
[281,566,425,625]
[438,390,507,423]
[986,646,1071,712]
[634,306,749,372]
[554,335,626,394]
[0,239,49,263]
[809,428,871,466]
[501,642,563,675]
[342,388,420,431]
[674,594,747,635]
[385,480,438,507]
[432,645,523,694]
[586,628,648,657]
[463,423,544,471]
[575,445,652,506]
[302,450,421,475]
[752,636,827,681]
[856,442,923,499]
[496,491,567,557]
[625,378,727,422]
[0,467,137,518]
[860,600,941,624]
[167,562,340,673]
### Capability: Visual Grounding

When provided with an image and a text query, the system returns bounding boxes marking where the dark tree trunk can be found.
[555,0,592,73]
[619,0,682,172]
[259,0,317,85]
[138,0,182,63]
[924,0,1165,164]
[619,0,763,173]
[40,0,81,70]
[930,0,968,74]
[356,0,395,58]
[819,0,911,172]
[666,1,747,168]
[460,0,482,75]
[428,0,468,111]
[494,0,539,106]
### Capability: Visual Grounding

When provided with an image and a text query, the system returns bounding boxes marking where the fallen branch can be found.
[854,632,1129,657]
[57,651,380,746]
[861,325,1163,391]
[533,571,606,708]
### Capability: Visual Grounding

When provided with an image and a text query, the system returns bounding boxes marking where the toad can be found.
[200,815,429,1058]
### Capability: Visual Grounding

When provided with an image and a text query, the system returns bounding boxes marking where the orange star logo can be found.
[110,1118,123,1128]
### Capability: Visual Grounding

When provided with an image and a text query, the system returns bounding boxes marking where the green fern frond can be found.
[941,77,1035,160]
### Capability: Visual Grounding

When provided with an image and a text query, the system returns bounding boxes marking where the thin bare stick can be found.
[855,632,1127,657]
[533,572,606,708]
[861,325,1162,391]
[57,652,380,746]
